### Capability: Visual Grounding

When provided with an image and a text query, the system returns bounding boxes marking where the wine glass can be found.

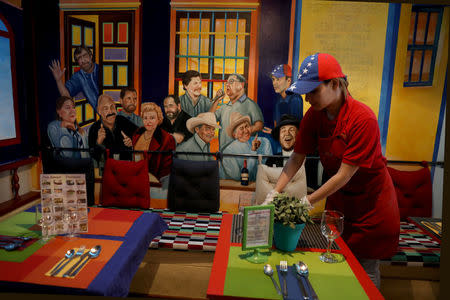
[41,214,53,243]
[319,210,344,263]
[69,210,79,238]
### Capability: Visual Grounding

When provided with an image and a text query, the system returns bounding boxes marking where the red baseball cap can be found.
[286,53,346,95]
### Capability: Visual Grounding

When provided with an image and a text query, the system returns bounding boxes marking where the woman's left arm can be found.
[307,162,359,205]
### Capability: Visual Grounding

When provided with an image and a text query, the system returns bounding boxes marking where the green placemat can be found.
[224,246,369,300]
[0,211,45,262]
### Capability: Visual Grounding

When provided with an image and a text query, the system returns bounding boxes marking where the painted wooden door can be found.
[66,16,96,127]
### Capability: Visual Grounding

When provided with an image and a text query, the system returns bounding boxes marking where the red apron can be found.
[318,103,400,259]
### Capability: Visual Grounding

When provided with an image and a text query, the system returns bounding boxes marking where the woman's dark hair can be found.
[55,96,84,134]
[182,70,201,89]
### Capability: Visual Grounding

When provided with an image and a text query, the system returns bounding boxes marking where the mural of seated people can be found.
[176,112,220,161]
[88,94,138,165]
[132,102,175,187]
[220,112,272,181]
[47,96,89,158]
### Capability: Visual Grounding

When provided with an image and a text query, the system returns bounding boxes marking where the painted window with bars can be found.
[174,11,251,102]
[404,6,443,87]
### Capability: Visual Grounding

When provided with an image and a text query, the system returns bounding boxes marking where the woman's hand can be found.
[262,189,279,205]
[121,131,132,147]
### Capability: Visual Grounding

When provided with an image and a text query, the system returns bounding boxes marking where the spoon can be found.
[68,245,101,277]
[50,249,75,276]
[295,261,318,300]
[263,264,282,295]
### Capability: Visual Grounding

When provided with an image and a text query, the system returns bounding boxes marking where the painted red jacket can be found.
[132,126,176,180]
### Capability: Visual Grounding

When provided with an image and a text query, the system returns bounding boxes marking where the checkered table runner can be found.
[149,209,222,251]
[381,221,440,267]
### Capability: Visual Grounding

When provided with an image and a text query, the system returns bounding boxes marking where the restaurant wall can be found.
[386,5,449,162]
[297,0,389,118]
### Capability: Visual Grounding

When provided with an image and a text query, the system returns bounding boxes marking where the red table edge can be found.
[207,214,384,300]
[207,213,233,296]
[407,217,441,243]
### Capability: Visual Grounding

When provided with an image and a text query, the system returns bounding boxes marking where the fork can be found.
[52,246,85,276]
[280,260,288,298]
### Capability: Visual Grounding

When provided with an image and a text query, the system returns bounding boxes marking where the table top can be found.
[0,206,167,297]
[207,214,383,300]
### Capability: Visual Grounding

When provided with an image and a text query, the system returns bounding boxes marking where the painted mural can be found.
[0,0,447,216]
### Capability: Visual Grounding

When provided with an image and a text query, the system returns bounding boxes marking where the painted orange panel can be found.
[118,22,128,43]
[103,23,113,43]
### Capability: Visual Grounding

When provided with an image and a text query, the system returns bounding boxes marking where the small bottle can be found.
[241,159,249,186]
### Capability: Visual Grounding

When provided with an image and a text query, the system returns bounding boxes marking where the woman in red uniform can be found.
[266,53,400,288]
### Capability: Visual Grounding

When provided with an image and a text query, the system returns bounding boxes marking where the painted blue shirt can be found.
[117,111,144,127]
[47,120,89,158]
[175,133,214,161]
[273,93,303,125]
[65,63,100,111]
[215,94,264,151]
[220,136,272,181]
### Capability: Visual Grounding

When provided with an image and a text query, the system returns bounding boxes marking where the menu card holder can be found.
[242,205,274,263]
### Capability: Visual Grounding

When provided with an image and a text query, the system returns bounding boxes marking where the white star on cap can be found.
[303,68,308,74]
[310,56,315,60]
[307,62,312,67]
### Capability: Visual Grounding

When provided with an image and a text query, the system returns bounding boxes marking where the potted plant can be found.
[273,193,314,252]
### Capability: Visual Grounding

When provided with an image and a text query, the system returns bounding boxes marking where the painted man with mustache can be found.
[49,46,100,111]
[117,87,143,127]
[88,94,138,162]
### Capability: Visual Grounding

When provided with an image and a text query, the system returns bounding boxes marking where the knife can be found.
[62,251,90,277]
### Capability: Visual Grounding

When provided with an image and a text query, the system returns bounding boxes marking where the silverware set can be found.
[49,245,102,278]
[0,236,33,251]
[263,261,318,299]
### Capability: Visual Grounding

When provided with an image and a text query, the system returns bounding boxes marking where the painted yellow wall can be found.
[299,0,389,117]
[386,6,449,162]
[72,15,100,64]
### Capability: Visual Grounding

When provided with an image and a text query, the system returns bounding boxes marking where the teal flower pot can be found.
[273,222,306,252]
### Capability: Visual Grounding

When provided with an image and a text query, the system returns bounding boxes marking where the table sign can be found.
[242,205,274,263]
[40,174,89,236]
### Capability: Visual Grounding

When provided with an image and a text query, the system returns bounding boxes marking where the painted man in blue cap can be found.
[263,64,303,135]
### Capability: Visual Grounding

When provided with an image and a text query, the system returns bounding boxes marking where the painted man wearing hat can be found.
[265,114,300,168]
[175,112,220,161]
[209,73,264,151]
[262,64,303,136]
[221,112,272,181]
[266,53,399,288]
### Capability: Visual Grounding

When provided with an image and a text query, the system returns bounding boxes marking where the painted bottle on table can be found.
[241,159,249,186]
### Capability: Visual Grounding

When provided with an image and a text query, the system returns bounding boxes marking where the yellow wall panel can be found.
[103,65,113,86]
[299,0,388,117]
[117,65,128,86]
[72,25,81,46]
[386,6,449,161]
[85,104,94,121]
[84,27,93,47]
[76,105,82,122]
